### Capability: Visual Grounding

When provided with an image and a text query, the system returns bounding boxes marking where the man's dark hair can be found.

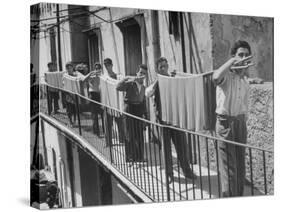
[139,64,148,71]
[65,61,73,68]
[156,57,168,67]
[75,64,84,72]
[230,40,251,56]
[103,58,113,65]
[47,62,54,68]
[94,63,102,69]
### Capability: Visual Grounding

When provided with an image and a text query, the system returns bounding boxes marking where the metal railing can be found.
[40,84,274,201]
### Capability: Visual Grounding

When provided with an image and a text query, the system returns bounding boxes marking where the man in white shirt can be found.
[213,40,253,197]
[103,58,125,146]
[88,63,103,135]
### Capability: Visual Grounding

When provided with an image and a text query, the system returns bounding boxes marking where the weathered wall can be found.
[89,7,145,75]
[37,3,72,78]
[42,121,80,207]
[247,83,273,150]
[246,83,274,194]
[211,14,273,81]
[184,12,213,73]
[158,11,213,74]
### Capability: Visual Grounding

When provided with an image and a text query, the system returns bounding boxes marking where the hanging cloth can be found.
[157,72,214,131]
[100,75,124,111]
[45,71,64,88]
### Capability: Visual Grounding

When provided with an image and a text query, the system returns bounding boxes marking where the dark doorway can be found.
[88,31,101,70]
[78,149,101,206]
[65,140,76,207]
[117,19,142,76]
[49,28,57,67]
[99,167,112,205]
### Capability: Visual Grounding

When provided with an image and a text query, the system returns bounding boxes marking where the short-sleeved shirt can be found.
[215,71,250,116]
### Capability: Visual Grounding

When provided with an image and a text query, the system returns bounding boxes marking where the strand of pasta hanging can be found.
[45,71,64,89]
[157,71,215,131]
[100,75,124,112]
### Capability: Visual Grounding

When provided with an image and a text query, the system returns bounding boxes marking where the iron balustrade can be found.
[40,83,274,201]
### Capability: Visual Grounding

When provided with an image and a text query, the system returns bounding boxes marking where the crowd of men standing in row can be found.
[46,40,253,198]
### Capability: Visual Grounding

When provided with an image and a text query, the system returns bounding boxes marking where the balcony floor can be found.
[44,107,263,202]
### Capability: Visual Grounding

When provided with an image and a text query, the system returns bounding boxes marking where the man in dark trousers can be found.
[116,64,148,162]
[213,40,253,197]
[103,58,125,146]
[146,57,196,182]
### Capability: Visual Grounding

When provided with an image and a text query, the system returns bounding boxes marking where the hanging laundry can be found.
[100,75,124,111]
[45,71,64,88]
[62,74,88,97]
[157,72,215,131]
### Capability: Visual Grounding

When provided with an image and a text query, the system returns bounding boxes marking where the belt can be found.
[216,113,245,121]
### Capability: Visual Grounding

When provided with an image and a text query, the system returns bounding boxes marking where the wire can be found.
[31,7,108,22]
[31,7,146,38]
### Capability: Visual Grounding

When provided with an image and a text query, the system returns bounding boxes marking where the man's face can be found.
[94,65,102,75]
[136,68,147,84]
[235,47,250,60]
[66,65,74,74]
[83,65,89,73]
[157,61,168,75]
[104,63,113,72]
[234,47,250,76]
[48,64,56,72]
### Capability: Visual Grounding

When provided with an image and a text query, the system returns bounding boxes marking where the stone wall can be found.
[211,14,273,82]
[247,83,274,194]
[247,83,273,150]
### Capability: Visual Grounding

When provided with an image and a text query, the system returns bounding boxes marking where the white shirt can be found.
[216,71,250,116]
[135,80,142,93]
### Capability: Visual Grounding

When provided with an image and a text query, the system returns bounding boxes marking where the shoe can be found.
[184,170,197,180]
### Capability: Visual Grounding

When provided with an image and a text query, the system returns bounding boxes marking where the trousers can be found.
[89,92,103,135]
[162,123,192,177]
[123,103,146,162]
[216,114,247,197]
[48,90,59,113]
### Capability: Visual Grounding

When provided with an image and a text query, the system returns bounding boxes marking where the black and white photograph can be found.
[30,2,273,210]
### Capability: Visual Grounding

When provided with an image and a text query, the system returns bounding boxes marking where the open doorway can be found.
[117,18,142,76]
[87,29,102,71]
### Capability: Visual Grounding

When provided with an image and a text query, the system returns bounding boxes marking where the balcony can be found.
[40,84,274,202]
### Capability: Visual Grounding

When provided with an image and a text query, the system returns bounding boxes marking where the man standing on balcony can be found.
[146,57,196,182]
[63,62,94,126]
[213,40,253,197]
[103,58,125,146]
[88,63,103,135]
[116,65,148,162]
[47,62,59,114]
